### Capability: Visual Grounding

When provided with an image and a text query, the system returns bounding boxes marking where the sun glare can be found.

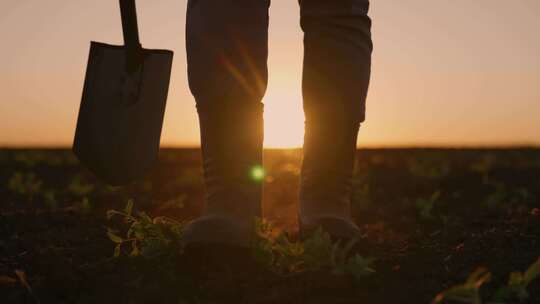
[250,165,266,181]
[263,93,304,148]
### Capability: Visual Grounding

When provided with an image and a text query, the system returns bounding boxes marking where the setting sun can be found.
[263,91,304,148]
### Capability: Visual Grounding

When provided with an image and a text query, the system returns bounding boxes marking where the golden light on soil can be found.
[263,93,304,148]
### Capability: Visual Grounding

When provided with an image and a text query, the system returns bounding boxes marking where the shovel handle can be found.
[119,0,141,49]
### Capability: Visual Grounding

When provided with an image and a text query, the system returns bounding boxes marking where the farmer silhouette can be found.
[183,0,373,246]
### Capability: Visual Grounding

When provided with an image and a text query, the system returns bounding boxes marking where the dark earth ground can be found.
[0,148,539,303]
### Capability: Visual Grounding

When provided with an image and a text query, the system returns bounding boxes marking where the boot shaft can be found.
[197,106,264,219]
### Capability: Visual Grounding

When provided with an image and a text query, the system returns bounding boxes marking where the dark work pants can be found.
[186,0,373,218]
[186,0,372,121]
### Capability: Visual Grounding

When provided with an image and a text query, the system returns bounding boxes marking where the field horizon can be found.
[2,145,540,150]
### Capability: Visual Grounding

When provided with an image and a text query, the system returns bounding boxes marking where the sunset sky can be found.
[1,0,539,148]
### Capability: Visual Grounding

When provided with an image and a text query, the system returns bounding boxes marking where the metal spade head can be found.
[73,42,173,185]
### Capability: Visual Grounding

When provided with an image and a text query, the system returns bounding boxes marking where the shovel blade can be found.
[73,42,173,185]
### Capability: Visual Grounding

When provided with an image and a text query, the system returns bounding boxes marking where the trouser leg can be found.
[184,0,270,245]
[299,0,373,238]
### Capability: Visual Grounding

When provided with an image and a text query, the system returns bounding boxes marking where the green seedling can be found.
[493,257,540,302]
[408,158,450,179]
[471,154,497,185]
[78,197,92,212]
[331,238,376,280]
[432,267,491,304]
[251,219,375,280]
[252,218,306,273]
[68,175,94,197]
[484,183,530,209]
[415,191,441,220]
[13,151,42,167]
[43,189,57,209]
[434,258,540,304]
[273,232,306,273]
[301,226,333,270]
[251,218,277,269]
[8,172,43,203]
[159,194,187,210]
[13,151,65,167]
[107,200,186,258]
[106,208,375,280]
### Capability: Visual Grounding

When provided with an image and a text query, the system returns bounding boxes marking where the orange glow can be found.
[263,92,304,148]
[1,1,540,147]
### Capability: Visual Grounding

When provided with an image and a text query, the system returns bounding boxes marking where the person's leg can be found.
[299,0,373,239]
[184,0,270,246]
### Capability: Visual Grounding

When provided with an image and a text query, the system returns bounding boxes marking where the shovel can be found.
[73,0,174,185]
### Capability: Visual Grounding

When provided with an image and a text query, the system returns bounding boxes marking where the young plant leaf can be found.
[524,257,540,286]
[125,199,134,216]
[433,267,491,304]
[131,241,140,256]
[107,229,123,244]
[114,244,121,257]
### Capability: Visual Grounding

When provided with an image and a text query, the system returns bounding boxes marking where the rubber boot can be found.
[183,0,269,248]
[299,119,362,240]
[298,0,372,240]
[182,105,264,247]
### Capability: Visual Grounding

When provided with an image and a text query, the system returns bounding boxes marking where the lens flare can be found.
[250,165,266,181]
